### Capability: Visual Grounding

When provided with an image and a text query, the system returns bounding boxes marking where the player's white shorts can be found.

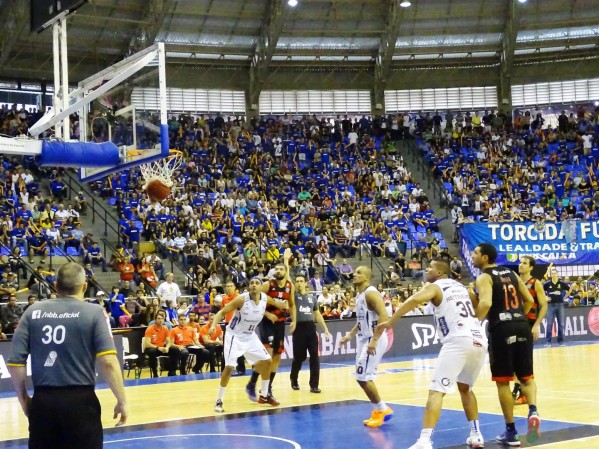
[355,331,389,382]
[430,337,487,394]
[224,331,271,367]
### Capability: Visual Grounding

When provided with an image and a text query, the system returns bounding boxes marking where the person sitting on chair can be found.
[144,310,170,378]
[167,314,209,376]
[199,312,224,373]
[85,242,108,272]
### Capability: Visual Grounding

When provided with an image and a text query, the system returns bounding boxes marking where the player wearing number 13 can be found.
[7,262,128,449]
[471,243,540,447]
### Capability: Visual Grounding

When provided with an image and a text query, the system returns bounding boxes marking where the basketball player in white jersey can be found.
[339,266,393,428]
[210,278,279,413]
[376,259,487,449]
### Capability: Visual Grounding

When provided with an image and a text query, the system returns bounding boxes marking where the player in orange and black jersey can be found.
[246,250,296,402]
[471,243,541,446]
[512,256,548,404]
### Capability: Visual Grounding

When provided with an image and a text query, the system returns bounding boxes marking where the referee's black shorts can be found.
[488,321,534,383]
[29,386,102,449]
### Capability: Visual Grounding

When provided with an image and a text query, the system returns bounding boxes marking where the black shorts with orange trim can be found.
[488,320,534,382]
[258,319,286,354]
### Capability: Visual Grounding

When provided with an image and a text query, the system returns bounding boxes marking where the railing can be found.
[0,242,57,299]
[401,140,451,219]
[63,171,123,242]
[325,259,350,287]
[359,242,387,286]
[153,239,192,280]
[54,242,108,294]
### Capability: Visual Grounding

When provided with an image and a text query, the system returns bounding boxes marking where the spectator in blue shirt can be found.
[84,241,108,272]
[26,230,48,264]
[50,175,67,201]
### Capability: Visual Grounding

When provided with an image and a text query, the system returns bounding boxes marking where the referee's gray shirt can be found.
[295,292,318,322]
[7,298,116,387]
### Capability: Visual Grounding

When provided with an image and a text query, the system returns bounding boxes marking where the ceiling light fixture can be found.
[517,0,527,3]
[288,0,298,6]
[400,1,412,7]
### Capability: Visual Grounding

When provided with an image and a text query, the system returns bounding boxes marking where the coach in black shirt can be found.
[543,269,569,346]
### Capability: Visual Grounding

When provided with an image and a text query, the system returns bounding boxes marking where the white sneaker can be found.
[408,439,433,449]
[214,400,224,413]
[466,433,485,448]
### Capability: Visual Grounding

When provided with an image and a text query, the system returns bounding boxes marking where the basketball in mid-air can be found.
[146,179,171,202]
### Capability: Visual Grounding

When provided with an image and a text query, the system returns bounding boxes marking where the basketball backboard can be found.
[0,19,169,179]
[72,43,170,182]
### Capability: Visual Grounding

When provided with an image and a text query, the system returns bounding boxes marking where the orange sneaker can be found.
[362,410,377,425]
[364,407,394,428]
[515,395,528,405]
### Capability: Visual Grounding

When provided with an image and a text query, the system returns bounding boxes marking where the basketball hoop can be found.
[140,150,184,190]
[140,150,184,202]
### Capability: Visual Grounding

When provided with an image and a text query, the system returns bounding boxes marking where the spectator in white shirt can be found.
[54,204,70,222]
[156,272,182,307]
[208,272,222,287]
[531,203,545,217]
[317,287,333,307]
[348,130,358,146]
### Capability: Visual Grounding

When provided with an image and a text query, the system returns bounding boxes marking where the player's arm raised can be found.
[288,283,297,334]
[474,273,493,320]
[283,248,292,282]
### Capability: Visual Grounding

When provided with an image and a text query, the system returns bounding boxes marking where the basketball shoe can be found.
[258,393,280,406]
[514,395,527,405]
[245,382,257,402]
[496,430,520,447]
[214,400,224,413]
[363,407,393,428]
[466,432,485,448]
[407,439,432,449]
[527,411,541,443]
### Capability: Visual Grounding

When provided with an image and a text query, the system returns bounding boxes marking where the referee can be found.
[7,262,128,449]
[290,275,331,393]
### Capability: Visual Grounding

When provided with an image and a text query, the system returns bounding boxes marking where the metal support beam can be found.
[128,0,175,54]
[248,0,288,111]
[498,0,519,112]
[0,0,29,67]
[373,0,405,114]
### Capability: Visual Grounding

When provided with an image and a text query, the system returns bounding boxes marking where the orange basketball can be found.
[587,307,599,337]
[145,179,171,202]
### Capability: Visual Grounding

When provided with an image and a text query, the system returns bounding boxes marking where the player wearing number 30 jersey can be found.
[471,243,541,447]
[375,259,487,449]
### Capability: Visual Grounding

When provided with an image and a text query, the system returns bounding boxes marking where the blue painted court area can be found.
[3,400,593,449]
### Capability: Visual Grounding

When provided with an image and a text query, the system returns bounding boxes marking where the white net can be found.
[140,152,184,189]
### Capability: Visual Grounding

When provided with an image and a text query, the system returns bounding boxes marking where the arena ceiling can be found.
[0,0,598,93]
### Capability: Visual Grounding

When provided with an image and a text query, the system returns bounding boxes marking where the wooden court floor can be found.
[0,342,597,448]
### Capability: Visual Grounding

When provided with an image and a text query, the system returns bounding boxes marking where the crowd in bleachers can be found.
[88,112,452,301]
[415,107,599,229]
